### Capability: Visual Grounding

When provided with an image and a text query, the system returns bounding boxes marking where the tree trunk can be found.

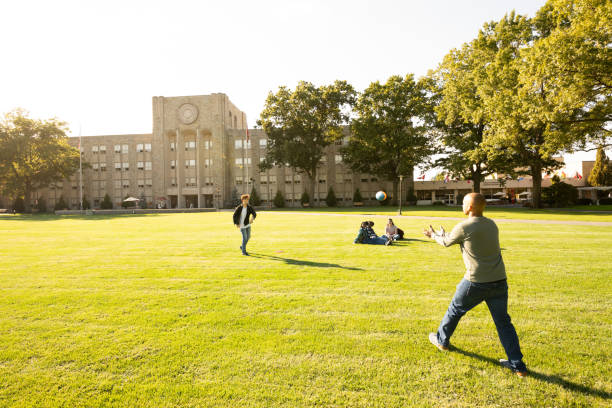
[23,182,32,213]
[405,167,415,196]
[307,171,316,206]
[392,180,398,206]
[472,173,482,193]
[531,163,542,209]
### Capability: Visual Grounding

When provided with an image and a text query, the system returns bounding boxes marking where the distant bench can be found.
[0,209,8,213]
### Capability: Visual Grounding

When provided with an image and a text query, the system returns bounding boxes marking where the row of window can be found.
[169,141,213,151]
[90,144,152,154]
[170,159,213,169]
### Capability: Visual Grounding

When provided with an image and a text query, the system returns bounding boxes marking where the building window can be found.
[171,178,177,187]
[259,139,267,148]
[137,179,145,188]
[204,159,212,168]
[170,142,175,151]
[114,145,121,153]
[235,176,243,185]
[260,175,267,185]
[114,180,121,189]
[137,144,144,152]
[185,177,196,187]
[204,140,212,149]
[100,163,107,172]
[122,162,129,171]
[99,145,106,154]
[137,161,144,170]
[185,141,196,150]
[92,145,99,154]
[269,175,277,184]
[285,175,292,184]
[235,140,243,149]
[245,140,251,149]
[185,159,195,168]
[122,144,129,154]
[144,143,151,152]
[204,177,213,186]
[371,177,378,182]
[170,160,175,169]
[115,162,121,171]
[71,181,78,190]
[260,157,265,163]
[361,177,369,182]
[335,155,342,164]
[93,163,99,171]
[100,180,106,189]
[145,161,152,171]
[320,156,327,163]
[122,180,130,188]
[319,177,326,184]
[294,175,301,184]
[145,179,152,187]
[235,158,243,165]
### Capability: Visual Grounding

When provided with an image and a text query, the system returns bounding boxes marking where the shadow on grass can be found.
[451,346,611,400]
[248,252,364,271]
[0,213,160,221]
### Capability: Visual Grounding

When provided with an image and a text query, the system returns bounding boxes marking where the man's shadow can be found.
[249,253,363,271]
[451,346,611,400]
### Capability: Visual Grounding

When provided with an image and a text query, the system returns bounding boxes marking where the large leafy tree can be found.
[425,46,517,193]
[342,74,432,204]
[526,0,611,150]
[258,80,355,205]
[0,110,80,212]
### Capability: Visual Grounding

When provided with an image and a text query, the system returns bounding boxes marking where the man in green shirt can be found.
[423,193,527,377]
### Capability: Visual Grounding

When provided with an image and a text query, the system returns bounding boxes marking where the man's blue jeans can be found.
[365,236,387,245]
[437,278,526,371]
[240,227,251,253]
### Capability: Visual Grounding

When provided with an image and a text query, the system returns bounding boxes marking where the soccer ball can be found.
[376,191,387,201]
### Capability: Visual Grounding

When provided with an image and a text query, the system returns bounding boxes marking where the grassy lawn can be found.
[271,205,612,222]
[1,211,610,407]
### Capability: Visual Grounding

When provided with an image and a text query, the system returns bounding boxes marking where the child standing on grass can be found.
[233,194,256,256]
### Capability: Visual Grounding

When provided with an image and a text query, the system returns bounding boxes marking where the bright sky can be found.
[0,0,604,174]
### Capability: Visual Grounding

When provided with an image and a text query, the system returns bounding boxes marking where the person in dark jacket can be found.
[354,221,392,245]
[233,194,257,255]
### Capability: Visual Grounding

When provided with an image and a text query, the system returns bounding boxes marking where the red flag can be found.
[418,173,425,180]
[575,172,582,179]
[246,127,250,142]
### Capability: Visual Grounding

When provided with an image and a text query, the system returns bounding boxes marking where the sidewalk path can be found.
[265,211,612,227]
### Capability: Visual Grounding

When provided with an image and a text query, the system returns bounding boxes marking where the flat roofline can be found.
[68,133,152,138]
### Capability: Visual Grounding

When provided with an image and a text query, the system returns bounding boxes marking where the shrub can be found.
[406,189,417,203]
[541,176,578,207]
[353,188,363,202]
[599,197,612,205]
[230,187,240,207]
[273,190,285,208]
[54,195,68,211]
[575,198,593,206]
[100,194,113,209]
[35,197,47,213]
[300,191,310,206]
[433,201,446,206]
[250,187,262,206]
[325,187,337,207]
[13,197,25,213]
[82,196,91,210]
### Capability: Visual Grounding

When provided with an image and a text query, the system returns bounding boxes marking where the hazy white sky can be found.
[0,0,602,172]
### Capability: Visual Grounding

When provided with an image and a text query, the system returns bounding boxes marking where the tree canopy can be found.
[0,110,80,212]
[258,80,355,205]
[342,74,432,204]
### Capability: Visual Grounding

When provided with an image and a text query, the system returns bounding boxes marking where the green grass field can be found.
[1,210,611,407]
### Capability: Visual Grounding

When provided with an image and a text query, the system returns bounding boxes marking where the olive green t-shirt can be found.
[437,216,507,283]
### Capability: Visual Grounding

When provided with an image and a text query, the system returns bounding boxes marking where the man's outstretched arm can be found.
[423,224,464,247]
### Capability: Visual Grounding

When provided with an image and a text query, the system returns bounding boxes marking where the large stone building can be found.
[2,93,604,210]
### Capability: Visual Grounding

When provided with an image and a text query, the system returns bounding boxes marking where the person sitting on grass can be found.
[354,221,392,246]
[382,218,401,242]
[423,192,528,377]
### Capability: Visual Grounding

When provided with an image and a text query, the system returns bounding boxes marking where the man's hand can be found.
[423,227,433,238]
[235,224,239,228]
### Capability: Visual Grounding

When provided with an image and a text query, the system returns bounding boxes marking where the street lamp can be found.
[398,175,403,215]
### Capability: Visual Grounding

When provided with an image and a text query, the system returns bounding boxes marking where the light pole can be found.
[398,175,403,215]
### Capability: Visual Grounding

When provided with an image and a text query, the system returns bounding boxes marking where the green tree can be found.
[325,186,337,207]
[100,193,113,209]
[249,186,262,206]
[54,195,68,211]
[425,46,518,193]
[588,147,611,186]
[273,190,285,208]
[526,0,611,150]
[300,191,310,206]
[258,80,355,206]
[0,110,81,213]
[542,175,578,207]
[342,75,432,205]
[352,188,363,203]
[230,187,240,207]
[471,12,568,208]
[82,195,91,210]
